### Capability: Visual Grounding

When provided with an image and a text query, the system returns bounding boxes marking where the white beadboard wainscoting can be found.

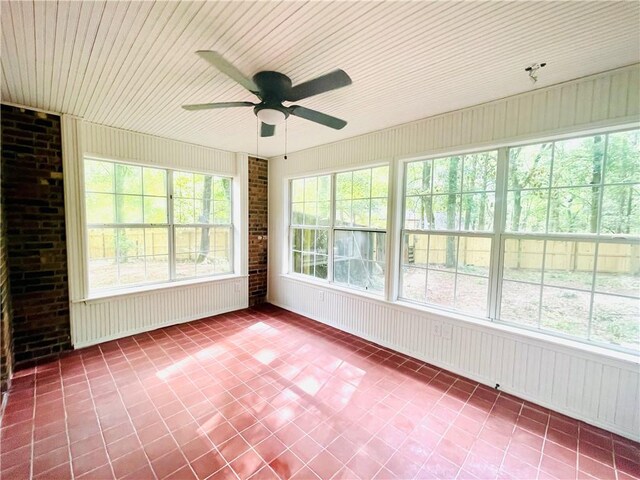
[62,117,249,348]
[71,276,248,349]
[268,65,640,440]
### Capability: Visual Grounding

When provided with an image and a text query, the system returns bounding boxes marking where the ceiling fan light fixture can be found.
[257,108,286,125]
[184,51,351,137]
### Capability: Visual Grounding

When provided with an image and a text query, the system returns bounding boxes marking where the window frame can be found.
[83,156,234,294]
[287,164,390,294]
[396,128,639,354]
[283,125,638,354]
[398,148,501,318]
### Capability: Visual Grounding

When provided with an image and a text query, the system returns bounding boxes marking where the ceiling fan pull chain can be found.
[256,115,259,160]
[284,118,288,160]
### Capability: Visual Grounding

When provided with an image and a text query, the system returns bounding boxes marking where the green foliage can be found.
[291,179,304,203]
[85,160,172,225]
[143,168,166,196]
[334,167,388,228]
[405,152,496,232]
[401,134,639,350]
[601,185,640,234]
[291,175,331,226]
[605,130,640,184]
[507,130,640,234]
[85,160,114,192]
[115,164,142,195]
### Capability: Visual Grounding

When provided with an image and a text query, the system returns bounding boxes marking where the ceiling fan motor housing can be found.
[252,71,292,121]
[252,71,292,102]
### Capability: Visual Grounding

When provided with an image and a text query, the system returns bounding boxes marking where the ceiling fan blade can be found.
[288,105,347,130]
[286,69,352,102]
[196,50,259,94]
[261,122,276,137]
[182,101,255,111]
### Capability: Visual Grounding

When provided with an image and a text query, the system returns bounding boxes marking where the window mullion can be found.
[386,157,401,302]
[168,170,176,281]
[288,180,293,275]
[587,133,610,340]
[328,173,336,283]
[489,147,509,321]
[535,143,556,329]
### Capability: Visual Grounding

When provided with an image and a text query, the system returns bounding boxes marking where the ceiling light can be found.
[257,108,286,125]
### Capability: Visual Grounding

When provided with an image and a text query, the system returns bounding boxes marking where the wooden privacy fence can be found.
[408,236,640,274]
[88,229,230,258]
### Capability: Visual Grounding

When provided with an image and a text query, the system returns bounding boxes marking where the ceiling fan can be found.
[182,51,352,137]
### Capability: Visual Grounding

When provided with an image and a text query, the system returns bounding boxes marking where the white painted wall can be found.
[62,117,249,348]
[268,65,640,440]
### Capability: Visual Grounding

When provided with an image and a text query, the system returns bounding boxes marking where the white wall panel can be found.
[268,66,640,440]
[71,277,248,348]
[62,116,248,348]
[81,121,237,175]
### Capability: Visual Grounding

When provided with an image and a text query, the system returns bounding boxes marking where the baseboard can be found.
[269,299,639,442]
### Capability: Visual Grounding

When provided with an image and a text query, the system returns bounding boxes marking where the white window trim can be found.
[283,125,640,356]
[398,147,501,319]
[287,164,391,295]
[399,131,640,354]
[81,156,237,297]
[81,273,247,304]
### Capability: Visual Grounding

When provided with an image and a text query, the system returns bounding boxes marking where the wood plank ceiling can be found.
[2,1,639,157]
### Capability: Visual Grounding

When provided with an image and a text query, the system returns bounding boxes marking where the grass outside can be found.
[402,266,639,351]
[89,255,231,289]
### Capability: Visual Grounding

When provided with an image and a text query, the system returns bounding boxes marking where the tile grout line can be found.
[80,353,118,479]
[130,325,236,479]
[3,307,637,480]
[95,342,161,480]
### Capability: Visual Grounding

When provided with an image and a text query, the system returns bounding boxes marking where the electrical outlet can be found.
[433,322,442,337]
[442,323,452,340]
[319,291,324,301]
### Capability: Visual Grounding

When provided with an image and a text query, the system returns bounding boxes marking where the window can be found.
[501,131,639,351]
[287,128,638,352]
[173,172,232,279]
[290,175,330,279]
[401,151,497,314]
[334,166,388,292]
[289,166,389,293]
[398,129,640,352]
[85,158,233,292]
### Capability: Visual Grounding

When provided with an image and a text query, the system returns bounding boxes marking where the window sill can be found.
[282,273,385,302]
[78,273,247,304]
[393,300,639,365]
[279,274,640,367]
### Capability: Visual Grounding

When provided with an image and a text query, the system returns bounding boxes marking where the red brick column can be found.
[1,105,71,368]
[248,156,268,306]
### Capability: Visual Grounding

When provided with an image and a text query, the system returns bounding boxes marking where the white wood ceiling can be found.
[2,1,639,158]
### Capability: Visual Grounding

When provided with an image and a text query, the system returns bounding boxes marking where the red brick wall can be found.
[1,156,13,395]
[248,156,268,306]
[1,105,71,368]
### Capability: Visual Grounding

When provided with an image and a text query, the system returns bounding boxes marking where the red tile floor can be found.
[1,305,639,480]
